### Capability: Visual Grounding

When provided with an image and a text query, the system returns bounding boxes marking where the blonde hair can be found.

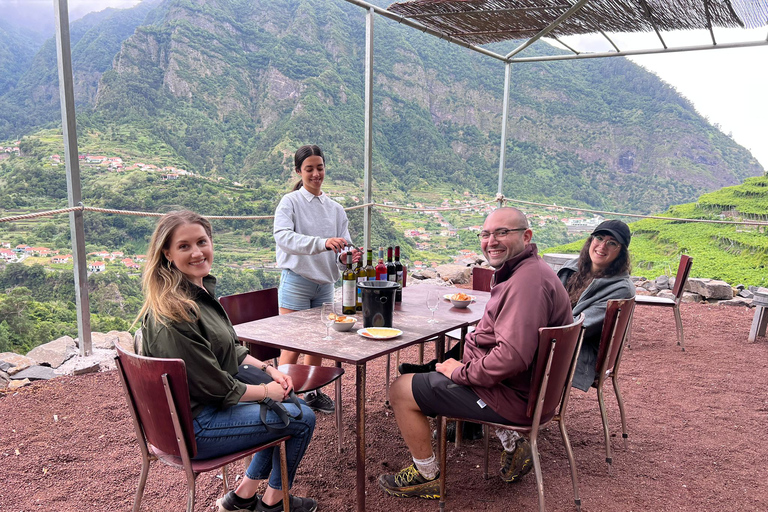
[135,210,213,326]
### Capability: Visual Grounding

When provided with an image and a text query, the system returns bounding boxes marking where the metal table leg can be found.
[356,363,367,512]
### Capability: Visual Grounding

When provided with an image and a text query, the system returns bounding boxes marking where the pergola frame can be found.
[51,0,767,383]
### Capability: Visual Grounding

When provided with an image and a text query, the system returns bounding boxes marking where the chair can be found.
[438,314,585,512]
[630,255,692,351]
[219,288,345,450]
[591,298,635,471]
[114,342,291,512]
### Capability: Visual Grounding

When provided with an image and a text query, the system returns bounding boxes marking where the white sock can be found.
[413,453,439,480]
[496,429,522,452]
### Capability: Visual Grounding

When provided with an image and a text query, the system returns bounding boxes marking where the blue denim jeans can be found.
[193,401,316,490]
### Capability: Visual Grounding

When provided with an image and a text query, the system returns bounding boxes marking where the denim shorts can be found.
[278,269,334,310]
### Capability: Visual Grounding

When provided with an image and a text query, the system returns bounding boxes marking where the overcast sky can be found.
[15,0,768,171]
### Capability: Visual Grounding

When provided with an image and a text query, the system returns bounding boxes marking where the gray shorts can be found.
[411,372,510,424]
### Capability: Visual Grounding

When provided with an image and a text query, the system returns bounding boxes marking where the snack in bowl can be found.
[449,292,475,309]
[331,315,357,332]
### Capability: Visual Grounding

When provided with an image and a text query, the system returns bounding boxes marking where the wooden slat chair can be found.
[114,342,291,512]
[438,314,585,512]
[592,298,635,470]
[629,255,692,351]
[219,288,345,449]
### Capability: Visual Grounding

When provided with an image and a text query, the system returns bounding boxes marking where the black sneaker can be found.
[499,436,533,483]
[216,491,261,512]
[255,495,318,512]
[304,389,335,414]
[378,464,440,499]
[398,361,436,374]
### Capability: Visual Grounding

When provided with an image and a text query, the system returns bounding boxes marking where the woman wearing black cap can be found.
[557,219,635,391]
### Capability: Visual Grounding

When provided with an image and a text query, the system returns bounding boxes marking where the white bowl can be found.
[331,315,358,331]
[448,294,475,309]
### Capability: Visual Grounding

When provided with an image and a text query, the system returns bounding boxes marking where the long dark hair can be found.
[292,145,325,191]
[565,234,631,305]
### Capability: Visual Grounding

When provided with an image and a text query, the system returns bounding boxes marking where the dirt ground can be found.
[1,302,767,512]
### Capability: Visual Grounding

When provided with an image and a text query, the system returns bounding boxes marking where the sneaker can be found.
[216,491,261,512]
[304,389,335,414]
[499,436,533,483]
[255,495,318,512]
[398,361,436,374]
[378,464,440,499]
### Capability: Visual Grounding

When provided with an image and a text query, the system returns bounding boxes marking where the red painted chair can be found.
[219,288,345,449]
[114,342,291,512]
[438,314,585,512]
[630,255,692,351]
[592,298,635,470]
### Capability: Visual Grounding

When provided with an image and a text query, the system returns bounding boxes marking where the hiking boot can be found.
[378,464,440,499]
[398,361,436,374]
[255,495,318,512]
[499,436,533,483]
[304,389,335,414]
[216,491,261,512]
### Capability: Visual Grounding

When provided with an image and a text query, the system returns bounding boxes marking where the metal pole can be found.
[54,0,92,355]
[363,7,374,253]
[497,62,512,207]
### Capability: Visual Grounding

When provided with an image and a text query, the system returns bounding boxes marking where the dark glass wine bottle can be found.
[394,245,404,303]
[364,248,376,281]
[386,246,396,285]
[342,250,356,315]
[375,247,387,280]
[354,249,364,312]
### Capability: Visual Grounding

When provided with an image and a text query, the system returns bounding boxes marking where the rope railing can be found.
[1,195,768,226]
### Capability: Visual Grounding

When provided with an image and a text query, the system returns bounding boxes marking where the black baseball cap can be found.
[591,220,631,248]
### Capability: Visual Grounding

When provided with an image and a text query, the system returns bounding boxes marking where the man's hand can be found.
[435,358,463,379]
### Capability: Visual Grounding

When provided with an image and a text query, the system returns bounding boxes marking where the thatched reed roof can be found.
[386,0,768,46]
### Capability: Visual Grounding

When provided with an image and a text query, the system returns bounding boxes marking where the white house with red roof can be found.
[88,261,106,273]
[121,258,140,269]
[1,249,16,261]
[52,255,72,264]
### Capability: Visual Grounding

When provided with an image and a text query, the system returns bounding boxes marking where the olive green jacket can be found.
[142,275,249,417]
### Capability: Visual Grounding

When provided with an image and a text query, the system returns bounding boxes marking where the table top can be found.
[233,283,490,365]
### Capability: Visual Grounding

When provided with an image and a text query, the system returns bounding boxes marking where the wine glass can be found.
[321,302,336,340]
[426,290,439,323]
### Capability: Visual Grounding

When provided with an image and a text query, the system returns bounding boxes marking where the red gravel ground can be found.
[1,302,766,512]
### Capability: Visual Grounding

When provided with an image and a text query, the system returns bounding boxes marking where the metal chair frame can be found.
[438,314,585,512]
[115,343,291,512]
[629,255,692,351]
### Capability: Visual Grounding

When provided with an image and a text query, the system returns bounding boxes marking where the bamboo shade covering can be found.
[387,0,768,45]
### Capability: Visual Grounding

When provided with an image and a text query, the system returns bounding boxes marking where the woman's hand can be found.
[267,366,294,399]
[340,246,362,265]
[325,237,348,253]
[264,381,289,401]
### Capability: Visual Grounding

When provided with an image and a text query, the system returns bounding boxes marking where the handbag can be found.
[235,364,303,433]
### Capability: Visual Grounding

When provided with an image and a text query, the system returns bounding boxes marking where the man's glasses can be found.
[477,228,527,240]
[592,234,621,249]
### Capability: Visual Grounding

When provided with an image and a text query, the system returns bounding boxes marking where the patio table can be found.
[233,283,491,512]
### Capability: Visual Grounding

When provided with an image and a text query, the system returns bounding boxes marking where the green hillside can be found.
[546,175,768,286]
[1,0,761,216]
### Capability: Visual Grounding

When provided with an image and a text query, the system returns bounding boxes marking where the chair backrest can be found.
[594,298,635,379]
[472,266,494,292]
[219,288,281,360]
[526,314,585,419]
[671,255,693,300]
[115,342,197,458]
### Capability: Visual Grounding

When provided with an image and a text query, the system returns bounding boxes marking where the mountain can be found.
[1,0,763,215]
[0,0,159,139]
[0,20,44,96]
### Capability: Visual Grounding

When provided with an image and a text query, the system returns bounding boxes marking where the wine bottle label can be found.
[388,274,397,282]
[343,280,356,307]
[396,271,403,285]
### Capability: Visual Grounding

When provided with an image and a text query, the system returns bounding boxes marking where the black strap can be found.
[259,391,303,433]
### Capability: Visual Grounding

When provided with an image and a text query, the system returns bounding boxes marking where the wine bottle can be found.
[394,245,404,303]
[386,246,396,285]
[355,249,364,312]
[375,247,387,280]
[364,248,376,281]
[342,250,357,315]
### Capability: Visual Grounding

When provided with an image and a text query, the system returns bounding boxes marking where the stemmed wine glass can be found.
[321,302,336,340]
[426,290,439,323]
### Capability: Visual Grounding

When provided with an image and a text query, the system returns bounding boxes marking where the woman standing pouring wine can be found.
[273,144,360,413]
